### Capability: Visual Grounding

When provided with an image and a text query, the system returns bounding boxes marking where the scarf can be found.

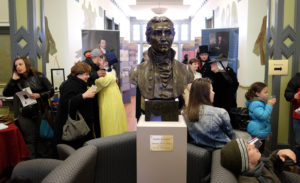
[241,160,271,183]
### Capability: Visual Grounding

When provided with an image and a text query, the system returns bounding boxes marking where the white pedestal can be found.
[137,115,187,183]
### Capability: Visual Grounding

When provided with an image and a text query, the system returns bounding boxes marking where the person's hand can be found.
[294,92,300,99]
[12,72,20,80]
[82,88,95,99]
[267,98,276,106]
[277,149,296,163]
[97,70,106,77]
[30,93,41,99]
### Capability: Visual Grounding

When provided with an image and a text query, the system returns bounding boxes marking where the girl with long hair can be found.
[184,78,235,149]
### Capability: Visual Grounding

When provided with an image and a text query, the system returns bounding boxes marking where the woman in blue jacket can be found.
[245,82,276,153]
[184,78,236,149]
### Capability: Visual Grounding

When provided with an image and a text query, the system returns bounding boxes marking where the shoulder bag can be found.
[62,101,90,141]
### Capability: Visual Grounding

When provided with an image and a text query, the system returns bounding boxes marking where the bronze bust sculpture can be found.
[130,16,194,99]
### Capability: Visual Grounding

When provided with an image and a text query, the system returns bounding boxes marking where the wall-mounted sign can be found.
[150,135,173,152]
[268,60,288,75]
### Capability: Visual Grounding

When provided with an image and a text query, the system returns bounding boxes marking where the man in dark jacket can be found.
[284,73,300,169]
[83,48,106,86]
[197,45,214,80]
[83,48,106,137]
[221,138,298,182]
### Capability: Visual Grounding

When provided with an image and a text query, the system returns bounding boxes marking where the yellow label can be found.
[268,60,288,75]
[150,135,174,152]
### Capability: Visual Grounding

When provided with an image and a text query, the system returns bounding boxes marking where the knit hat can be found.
[90,48,103,58]
[199,45,209,54]
[221,138,249,175]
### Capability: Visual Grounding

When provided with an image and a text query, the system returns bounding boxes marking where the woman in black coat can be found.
[210,59,239,113]
[3,57,54,158]
[54,62,96,149]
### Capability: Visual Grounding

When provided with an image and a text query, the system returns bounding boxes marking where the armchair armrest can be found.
[56,144,76,160]
[11,159,62,183]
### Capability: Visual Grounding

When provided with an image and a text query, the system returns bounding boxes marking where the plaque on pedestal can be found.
[137,115,187,183]
[145,99,178,121]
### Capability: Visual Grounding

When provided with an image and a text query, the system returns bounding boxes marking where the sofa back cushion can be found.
[86,132,137,183]
[187,144,212,183]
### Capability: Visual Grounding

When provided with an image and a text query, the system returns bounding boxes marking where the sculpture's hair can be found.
[145,16,175,43]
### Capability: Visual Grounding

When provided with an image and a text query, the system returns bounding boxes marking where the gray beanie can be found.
[90,48,103,58]
[221,138,249,175]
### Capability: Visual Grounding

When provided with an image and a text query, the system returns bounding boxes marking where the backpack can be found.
[229,107,251,131]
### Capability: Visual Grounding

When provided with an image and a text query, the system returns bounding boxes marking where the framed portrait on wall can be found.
[209,31,229,56]
[202,28,239,73]
[51,69,65,91]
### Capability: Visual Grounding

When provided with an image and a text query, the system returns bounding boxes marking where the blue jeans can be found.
[292,118,300,167]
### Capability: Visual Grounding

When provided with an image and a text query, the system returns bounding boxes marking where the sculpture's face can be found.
[149,22,174,54]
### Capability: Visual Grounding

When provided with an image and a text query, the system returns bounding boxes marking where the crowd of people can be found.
[2,43,300,182]
[2,46,128,157]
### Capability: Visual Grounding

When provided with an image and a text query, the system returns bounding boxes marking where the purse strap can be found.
[67,99,79,120]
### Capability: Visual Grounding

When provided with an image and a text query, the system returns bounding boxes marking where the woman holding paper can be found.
[3,57,54,158]
[54,62,96,149]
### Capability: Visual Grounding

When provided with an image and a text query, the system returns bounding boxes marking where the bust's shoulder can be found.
[137,60,152,68]
[173,59,187,69]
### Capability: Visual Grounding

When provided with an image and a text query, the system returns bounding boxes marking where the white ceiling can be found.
[114,0,206,20]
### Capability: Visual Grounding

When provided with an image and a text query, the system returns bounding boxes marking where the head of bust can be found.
[146,17,175,55]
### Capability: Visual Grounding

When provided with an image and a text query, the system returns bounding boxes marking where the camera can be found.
[247,137,262,149]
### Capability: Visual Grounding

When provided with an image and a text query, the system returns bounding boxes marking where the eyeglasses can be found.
[247,137,262,149]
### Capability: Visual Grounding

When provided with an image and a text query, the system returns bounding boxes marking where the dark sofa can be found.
[11,132,212,183]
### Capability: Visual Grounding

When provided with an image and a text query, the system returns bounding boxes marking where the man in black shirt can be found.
[83,48,106,86]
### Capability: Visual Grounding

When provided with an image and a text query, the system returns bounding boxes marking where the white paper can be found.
[23,87,33,94]
[16,87,37,107]
[0,123,8,130]
[90,85,98,92]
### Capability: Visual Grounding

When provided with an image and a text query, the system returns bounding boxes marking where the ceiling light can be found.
[151,7,167,14]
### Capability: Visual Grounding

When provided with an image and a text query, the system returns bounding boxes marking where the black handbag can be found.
[229,107,250,131]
